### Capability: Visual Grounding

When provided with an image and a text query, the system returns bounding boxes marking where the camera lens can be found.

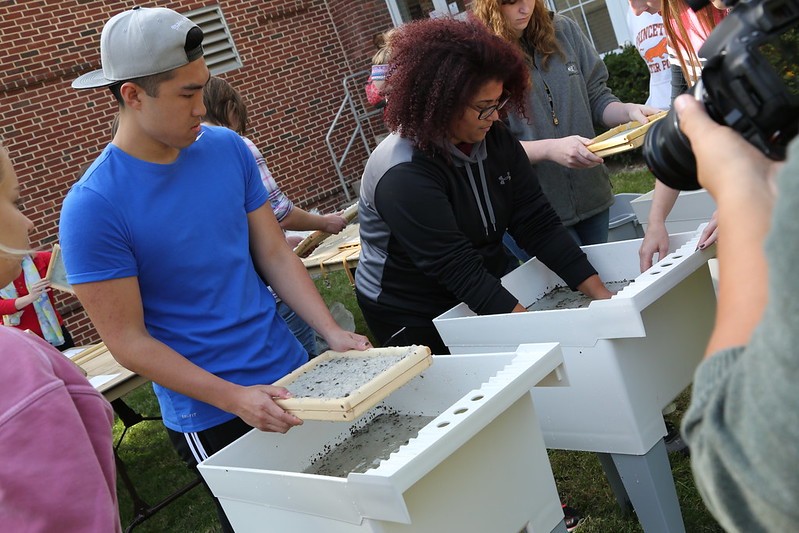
[643,110,701,191]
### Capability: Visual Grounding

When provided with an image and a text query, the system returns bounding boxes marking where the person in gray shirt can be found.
[676,92,799,531]
[473,0,660,250]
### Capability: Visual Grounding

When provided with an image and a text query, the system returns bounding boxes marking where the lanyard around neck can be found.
[531,56,559,126]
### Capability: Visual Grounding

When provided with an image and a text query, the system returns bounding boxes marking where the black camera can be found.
[643,0,799,190]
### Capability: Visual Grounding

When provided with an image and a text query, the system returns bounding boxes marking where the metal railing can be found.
[325,69,384,201]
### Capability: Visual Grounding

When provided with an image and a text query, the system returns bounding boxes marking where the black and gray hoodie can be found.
[355,122,597,327]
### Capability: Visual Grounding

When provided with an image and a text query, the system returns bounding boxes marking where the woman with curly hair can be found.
[472,0,661,249]
[355,17,612,358]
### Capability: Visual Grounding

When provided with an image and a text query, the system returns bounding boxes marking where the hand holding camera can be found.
[643,0,799,190]
[673,95,783,199]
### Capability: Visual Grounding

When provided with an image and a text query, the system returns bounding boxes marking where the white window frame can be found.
[546,0,631,54]
[384,0,465,26]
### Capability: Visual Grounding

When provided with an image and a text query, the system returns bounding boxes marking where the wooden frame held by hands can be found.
[588,110,669,157]
[273,345,433,421]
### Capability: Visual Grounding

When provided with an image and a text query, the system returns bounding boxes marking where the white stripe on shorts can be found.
[183,432,207,464]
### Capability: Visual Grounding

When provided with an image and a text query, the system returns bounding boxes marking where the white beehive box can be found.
[631,189,716,233]
[198,345,569,533]
[433,231,716,456]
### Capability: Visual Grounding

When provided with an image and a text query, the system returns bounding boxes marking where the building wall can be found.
[0,0,393,344]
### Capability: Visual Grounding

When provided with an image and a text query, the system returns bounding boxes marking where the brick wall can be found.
[0,0,394,345]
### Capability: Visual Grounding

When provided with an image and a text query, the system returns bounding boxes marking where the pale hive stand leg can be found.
[604,439,686,533]
[596,451,633,514]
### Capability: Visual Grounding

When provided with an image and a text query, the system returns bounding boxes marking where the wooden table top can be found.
[66,343,148,401]
[300,223,361,276]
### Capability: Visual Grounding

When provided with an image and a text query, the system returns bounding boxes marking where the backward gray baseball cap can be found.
[72,6,204,89]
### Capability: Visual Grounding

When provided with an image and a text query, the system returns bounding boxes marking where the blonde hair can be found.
[0,139,32,258]
[472,0,563,69]
[371,28,397,66]
[662,0,726,86]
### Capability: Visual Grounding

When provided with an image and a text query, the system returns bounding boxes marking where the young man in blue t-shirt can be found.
[60,8,371,531]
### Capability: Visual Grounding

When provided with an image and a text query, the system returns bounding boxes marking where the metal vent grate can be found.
[184,4,243,75]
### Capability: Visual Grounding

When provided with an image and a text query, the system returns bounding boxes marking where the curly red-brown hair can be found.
[383,16,529,155]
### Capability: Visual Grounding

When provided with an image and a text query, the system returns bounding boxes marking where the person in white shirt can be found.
[626,7,672,110]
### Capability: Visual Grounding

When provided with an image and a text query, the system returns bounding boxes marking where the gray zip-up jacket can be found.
[505,13,619,226]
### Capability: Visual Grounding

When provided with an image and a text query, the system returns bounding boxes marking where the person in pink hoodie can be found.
[0,138,121,532]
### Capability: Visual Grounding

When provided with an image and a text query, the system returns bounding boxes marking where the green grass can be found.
[611,166,656,195]
[313,269,377,347]
[113,385,219,532]
[110,168,722,532]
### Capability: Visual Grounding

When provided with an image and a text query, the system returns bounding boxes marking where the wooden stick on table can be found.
[72,343,108,366]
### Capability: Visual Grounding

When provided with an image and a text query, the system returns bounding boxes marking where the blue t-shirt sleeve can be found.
[59,183,139,285]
